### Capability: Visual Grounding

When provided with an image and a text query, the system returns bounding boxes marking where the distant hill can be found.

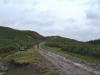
[0,26,43,53]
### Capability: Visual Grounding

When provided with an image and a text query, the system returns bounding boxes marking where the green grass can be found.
[0,69,8,73]
[4,48,42,64]
[0,69,3,73]
[42,45,100,64]
[43,72,59,75]
[45,37,100,58]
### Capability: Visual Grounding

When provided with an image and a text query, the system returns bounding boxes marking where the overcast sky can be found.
[0,0,100,41]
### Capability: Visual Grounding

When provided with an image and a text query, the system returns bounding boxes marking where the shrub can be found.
[45,37,100,58]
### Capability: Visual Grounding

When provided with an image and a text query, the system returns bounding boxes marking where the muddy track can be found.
[35,43,100,75]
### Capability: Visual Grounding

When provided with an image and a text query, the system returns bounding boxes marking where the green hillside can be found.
[0,26,43,53]
[45,36,100,58]
[0,27,58,75]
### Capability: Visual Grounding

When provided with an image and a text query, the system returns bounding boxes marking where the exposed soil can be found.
[5,52,59,75]
[6,63,42,75]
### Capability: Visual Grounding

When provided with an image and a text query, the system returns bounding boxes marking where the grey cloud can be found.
[84,0,100,41]
[85,0,100,27]
[86,11,100,20]
[0,0,100,41]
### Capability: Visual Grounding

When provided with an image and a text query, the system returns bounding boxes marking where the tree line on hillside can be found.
[88,39,100,45]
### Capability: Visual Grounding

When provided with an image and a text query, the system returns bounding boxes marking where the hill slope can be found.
[45,36,100,58]
[0,26,43,53]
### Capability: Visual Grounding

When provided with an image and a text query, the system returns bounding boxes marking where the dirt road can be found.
[35,44,100,75]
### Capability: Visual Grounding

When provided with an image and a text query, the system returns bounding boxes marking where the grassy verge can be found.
[42,44,100,64]
[0,69,3,73]
[4,48,42,64]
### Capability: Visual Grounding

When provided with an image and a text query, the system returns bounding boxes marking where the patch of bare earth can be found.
[6,55,59,75]
[6,62,42,75]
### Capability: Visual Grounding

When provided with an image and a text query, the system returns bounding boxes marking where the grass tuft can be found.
[4,48,42,64]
